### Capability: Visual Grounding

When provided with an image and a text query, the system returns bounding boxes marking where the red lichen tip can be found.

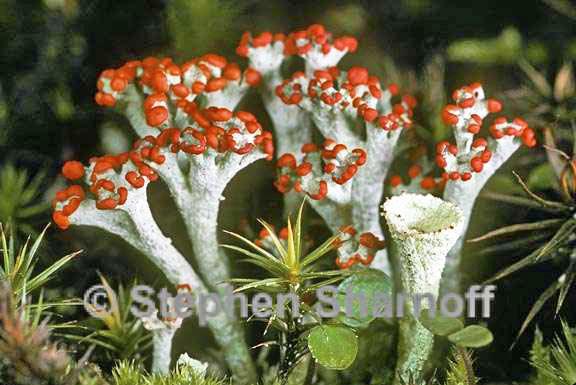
[275,74,306,105]
[487,99,502,113]
[283,24,358,59]
[322,142,366,185]
[244,68,262,86]
[389,175,403,187]
[420,176,436,190]
[254,225,289,249]
[55,118,272,226]
[408,164,422,179]
[95,55,261,131]
[489,116,537,147]
[237,31,283,57]
[274,141,365,200]
[335,229,384,269]
[389,160,442,192]
[183,106,273,158]
[277,153,297,169]
[282,64,415,133]
[308,180,328,200]
[62,161,85,180]
[52,184,86,229]
[52,211,70,230]
[443,83,504,131]
[442,105,460,125]
[347,67,369,86]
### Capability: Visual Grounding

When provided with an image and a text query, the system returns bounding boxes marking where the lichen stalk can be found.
[151,328,176,374]
[351,127,402,270]
[70,192,257,383]
[53,53,274,383]
[389,83,536,295]
[435,82,535,294]
[351,129,401,232]
[381,193,463,384]
[441,137,521,293]
[261,69,313,158]
[70,191,202,288]
[177,191,259,384]
[273,66,414,273]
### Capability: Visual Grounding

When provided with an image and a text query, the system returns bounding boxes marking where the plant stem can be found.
[456,346,476,385]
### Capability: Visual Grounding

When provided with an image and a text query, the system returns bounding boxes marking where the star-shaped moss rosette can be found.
[224,201,360,382]
[252,222,385,271]
[225,201,350,295]
[253,225,290,257]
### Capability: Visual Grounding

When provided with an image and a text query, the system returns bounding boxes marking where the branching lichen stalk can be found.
[69,188,256,382]
[53,54,273,384]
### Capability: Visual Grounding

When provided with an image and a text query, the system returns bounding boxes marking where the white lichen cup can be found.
[381,193,463,384]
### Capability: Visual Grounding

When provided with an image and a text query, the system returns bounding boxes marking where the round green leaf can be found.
[337,269,393,328]
[448,325,494,348]
[307,325,358,370]
[418,309,464,336]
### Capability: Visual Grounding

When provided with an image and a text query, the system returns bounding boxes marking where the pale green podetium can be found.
[381,193,464,385]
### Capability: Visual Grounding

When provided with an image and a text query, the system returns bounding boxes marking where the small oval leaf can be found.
[307,325,358,370]
[337,269,393,328]
[419,309,464,336]
[448,325,494,348]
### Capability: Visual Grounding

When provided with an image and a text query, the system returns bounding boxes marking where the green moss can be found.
[529,321,576,385]
[112,360,229,385]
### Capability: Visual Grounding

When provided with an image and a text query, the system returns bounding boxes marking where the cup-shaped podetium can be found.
[381,193,464,296]
[381,193,464,385]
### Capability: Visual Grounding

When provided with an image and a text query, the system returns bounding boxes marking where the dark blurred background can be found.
[1,0,575,382]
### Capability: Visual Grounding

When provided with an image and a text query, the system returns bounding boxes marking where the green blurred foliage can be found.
[167,0,255,58]
[0,106,7,147]
[528,163,559,191]
[542,0,576,20]
[71,275,151,367]
[529,321,576,385]
[0,164,49,237]
[447,27,524,65]
[111,360,227,385]
[320,4,367,35]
